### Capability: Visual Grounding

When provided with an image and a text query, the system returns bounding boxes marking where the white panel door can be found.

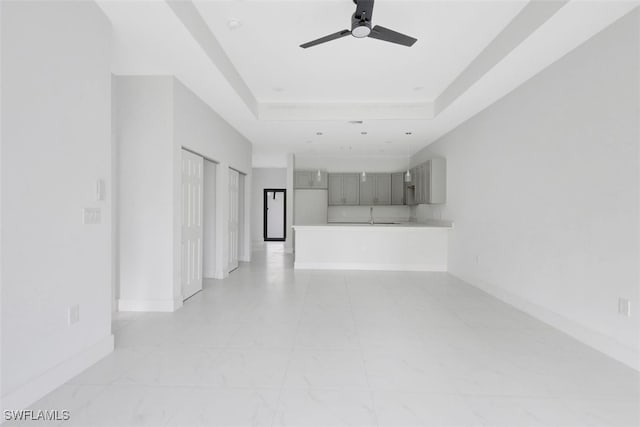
[228,168,240,273]
[181,149,204,300]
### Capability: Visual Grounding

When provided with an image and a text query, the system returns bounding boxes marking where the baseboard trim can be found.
[1,334,114,412]
[294,262,447,272]
[453,272,639,372]
[118,298,181,312]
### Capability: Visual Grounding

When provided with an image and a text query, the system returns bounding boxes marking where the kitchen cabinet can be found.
[328,173,360,205]
[359,173,391,205]
[295,170,327,189]
[406,158,446,205]
[429,158,446,204]
[391,172,406,205]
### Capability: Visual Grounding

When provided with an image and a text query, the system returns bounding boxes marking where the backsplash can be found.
[411,204,449,222]
[328,205,411,223]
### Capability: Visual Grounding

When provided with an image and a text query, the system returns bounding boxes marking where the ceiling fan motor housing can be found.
[299,0,417,48]
[351,13,371,38]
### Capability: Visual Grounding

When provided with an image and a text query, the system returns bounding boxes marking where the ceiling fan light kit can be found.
[300,0,417,49]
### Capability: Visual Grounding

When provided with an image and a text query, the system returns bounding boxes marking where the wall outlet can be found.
[618,298,631,317]
[68,304,80,325]
[82,207,101,225]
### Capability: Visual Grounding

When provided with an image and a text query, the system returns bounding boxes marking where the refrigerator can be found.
[294,189,328,225]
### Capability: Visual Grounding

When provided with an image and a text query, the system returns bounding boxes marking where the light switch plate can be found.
[618,298,631,317]
[83,208,101,225]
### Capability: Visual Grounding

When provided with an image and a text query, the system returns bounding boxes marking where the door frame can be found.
[263,188,286,242]
[181,148,204,301]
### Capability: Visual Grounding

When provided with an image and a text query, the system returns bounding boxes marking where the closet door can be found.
[181,149,203,300]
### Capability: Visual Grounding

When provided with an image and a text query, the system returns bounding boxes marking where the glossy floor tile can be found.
[16,243,640,426]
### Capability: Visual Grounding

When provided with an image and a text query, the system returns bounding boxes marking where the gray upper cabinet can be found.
[325,161,445,207]
[374,174,391,205]
[391,172,405,205]
[294,170,327,189]
[429,158,446,204]
[328,173,359,205]
[359,173,391,205]
[359,175,375,205]
[405,167,417,206]
[342,174,360,205]
[328,174,343,205]
[406,158,446,205]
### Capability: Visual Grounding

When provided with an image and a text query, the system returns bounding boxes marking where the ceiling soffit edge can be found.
[169,0,568,122]
[435,0,568,114]
[166,0,259,117]
[258,102,435,121]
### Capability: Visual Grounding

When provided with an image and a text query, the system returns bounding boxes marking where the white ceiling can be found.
[194,0,527,103]
[98,0,640,167]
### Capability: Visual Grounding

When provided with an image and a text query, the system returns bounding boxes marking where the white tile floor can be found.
[14,244,640,426]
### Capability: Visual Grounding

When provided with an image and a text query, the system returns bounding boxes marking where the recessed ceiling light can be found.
[361,131,367,135]
[227,19,242,30]
[405,132,413,135]
[316,132,323,136]
[348,120,364,124]
[413,86,424,92]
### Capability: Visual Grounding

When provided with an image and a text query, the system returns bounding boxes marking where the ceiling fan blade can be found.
[355,0,374,22]
[369,25,417,47]
[300,29,351,48]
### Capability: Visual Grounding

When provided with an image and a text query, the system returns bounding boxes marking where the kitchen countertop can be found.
[293,220,453,229]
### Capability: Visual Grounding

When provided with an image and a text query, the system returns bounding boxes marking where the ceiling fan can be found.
[300,0,417,49]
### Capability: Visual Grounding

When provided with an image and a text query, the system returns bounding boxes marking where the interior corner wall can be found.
[115,76,178,312]
[412,10,640,369]
[203,160,217,278]
[251,168,287,248]
[1,1,114,411]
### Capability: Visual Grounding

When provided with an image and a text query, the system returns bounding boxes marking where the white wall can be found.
[115,76,177,311]
[203,160,217,278]
[251,168,286,247]
[411,10,640,369]
[1,0,114,410]
[116,76,252,311]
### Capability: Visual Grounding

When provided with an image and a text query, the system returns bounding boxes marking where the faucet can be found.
[369,206,374,225]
